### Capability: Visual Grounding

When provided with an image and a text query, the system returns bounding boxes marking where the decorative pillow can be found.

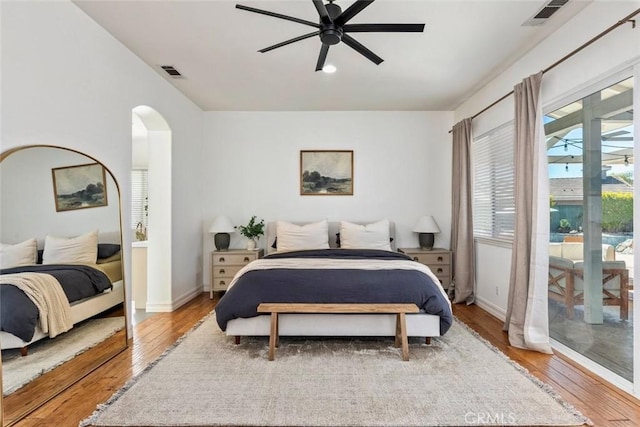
[276,220,330,252]
[339,219,392,251]
[98,243,121,259]
[335,233,393,248]
[0,238,37,269]
[42,230,99,264]
[97,252,121,264]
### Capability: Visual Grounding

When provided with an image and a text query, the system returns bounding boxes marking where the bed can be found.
[0,241,125,355]
[215,220,453,341]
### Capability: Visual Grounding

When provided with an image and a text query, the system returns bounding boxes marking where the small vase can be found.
[246,239,256,250]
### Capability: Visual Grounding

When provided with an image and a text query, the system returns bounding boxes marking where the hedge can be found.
[602,191,633,233]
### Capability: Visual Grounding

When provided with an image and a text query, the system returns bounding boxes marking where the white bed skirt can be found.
[0,280,125,350]
[225,313,442,337]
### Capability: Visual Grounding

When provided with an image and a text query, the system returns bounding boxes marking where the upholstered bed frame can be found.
[225,221,443,340]
[0,259,125,353]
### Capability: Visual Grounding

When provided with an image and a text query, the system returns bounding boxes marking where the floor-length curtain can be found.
[451,118,475,304]
[503,72,552,354]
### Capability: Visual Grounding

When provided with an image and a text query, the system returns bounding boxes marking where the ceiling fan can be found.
[236,0,425,71]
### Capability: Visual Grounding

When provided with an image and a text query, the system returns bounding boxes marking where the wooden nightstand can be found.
[210,249,263,298]
[398,248,452,289]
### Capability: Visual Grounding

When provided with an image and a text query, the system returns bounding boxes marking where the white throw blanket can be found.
[227,258,451,305]
[1,272,73,338]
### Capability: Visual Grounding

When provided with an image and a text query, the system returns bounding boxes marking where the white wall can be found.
[453,2,640,318]
[0,147,120,246]
[201,111,453,290]
[1,1,205,322]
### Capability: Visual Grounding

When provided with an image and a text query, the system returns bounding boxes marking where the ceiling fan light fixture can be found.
[322,64,337,73]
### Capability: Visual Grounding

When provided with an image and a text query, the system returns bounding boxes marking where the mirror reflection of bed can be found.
[0,146,128,426]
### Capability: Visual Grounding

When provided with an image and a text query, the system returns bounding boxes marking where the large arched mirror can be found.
[0,145,128,426]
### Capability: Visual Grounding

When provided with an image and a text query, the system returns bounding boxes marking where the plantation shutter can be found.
[473,121,515,241]
[132,169,148,229]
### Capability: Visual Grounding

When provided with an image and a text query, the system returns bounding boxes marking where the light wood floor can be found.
[7,293,640,426]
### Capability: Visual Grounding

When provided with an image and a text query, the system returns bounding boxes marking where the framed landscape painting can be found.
[52,163,108,212]
[300,150,353,195]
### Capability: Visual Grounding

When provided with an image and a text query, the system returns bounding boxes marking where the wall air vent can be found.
[522,0,569,26]
[160,65,184,78]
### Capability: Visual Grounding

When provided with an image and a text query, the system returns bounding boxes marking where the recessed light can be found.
[322,64,337,74]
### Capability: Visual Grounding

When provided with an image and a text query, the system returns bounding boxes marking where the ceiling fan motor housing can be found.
[320,2,344,45]
[326,2,342,20]
[321,26,343,45]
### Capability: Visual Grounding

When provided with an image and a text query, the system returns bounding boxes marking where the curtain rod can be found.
[448,8,640,134]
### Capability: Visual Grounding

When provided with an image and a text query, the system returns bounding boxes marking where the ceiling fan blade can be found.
[334,0,374,26]
[315,44,330,71]
[259,31,321,53]
[236,4,320,28]
[343,23,425,33]
[341,34,383,65]
[313,0,333,25]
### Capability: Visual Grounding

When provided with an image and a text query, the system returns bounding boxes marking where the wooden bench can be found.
[256,303,420,361]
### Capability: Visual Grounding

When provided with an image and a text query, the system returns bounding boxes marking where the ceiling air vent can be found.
[523,0,569,26]
[160,65,184,78]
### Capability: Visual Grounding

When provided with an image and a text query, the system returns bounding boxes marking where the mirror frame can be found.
[0,145,129,426]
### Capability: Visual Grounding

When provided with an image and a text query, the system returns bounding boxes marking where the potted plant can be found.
[236,215,265,250]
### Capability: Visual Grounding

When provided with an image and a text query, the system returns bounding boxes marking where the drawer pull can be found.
[413,257,419,262]
[437,256,443,262]
[218,257,225,262]
[244,257,250,262]
[437,268,443,273]
[219,280,226,286]
[219,269,225,274]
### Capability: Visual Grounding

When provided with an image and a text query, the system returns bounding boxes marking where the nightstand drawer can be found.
[212,265,244,278]
[212,253,256,265]
[212,278,231,291]
[429,264,450,277]
[411,253,450,265]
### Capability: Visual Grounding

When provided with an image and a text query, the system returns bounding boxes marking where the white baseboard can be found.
[474,296,506,322]
[172,287,204,310]
[146,286,203,312]
[144,301,173,312]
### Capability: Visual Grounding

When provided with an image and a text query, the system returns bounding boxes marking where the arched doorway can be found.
[132,106,172,312]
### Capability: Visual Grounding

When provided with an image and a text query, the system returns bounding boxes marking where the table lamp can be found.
[413,216,440,250]
[209,215,235,251]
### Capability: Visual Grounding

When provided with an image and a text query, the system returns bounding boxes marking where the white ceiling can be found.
[73,0,591,111]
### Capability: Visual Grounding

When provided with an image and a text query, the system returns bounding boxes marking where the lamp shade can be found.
[412,216,440,233]
[208,215,235,233]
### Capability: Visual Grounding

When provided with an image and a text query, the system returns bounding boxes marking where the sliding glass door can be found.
[546,77,634,385]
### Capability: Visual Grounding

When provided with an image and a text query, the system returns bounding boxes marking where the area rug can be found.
[82,313,590,427]
[2,317,125,395]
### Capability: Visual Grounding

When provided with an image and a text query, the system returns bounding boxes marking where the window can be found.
[132,169,148,229]
[472,121,515,241]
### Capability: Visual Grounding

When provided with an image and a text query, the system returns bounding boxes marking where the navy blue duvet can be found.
[215,249,452,335]
[0,264,113,342]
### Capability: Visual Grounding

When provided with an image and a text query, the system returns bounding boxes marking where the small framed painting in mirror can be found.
[52,163,108,212]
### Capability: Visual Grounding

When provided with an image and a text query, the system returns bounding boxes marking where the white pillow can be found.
[276,220,330,252]
[43,230,98,264]
[0,238,37,269]
[339,219,392,251]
